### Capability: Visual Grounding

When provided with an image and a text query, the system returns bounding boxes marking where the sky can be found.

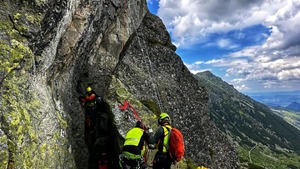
[146,0,300,93]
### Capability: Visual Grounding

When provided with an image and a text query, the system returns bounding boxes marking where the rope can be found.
[119,100,141,121]
[136,32,164,111]
[120,0,163,111]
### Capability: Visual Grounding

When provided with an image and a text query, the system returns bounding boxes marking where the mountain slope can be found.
[195,71,300,169]
[271,107,300,130]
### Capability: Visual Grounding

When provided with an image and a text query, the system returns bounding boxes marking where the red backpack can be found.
[166,127,185,162]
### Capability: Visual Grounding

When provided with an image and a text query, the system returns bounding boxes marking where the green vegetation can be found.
[140,100,161,116]
[186,158,198,169]
[238,143,300,169]
[271,108,300,130]
[248,163,264,169]
[195,71,300,169]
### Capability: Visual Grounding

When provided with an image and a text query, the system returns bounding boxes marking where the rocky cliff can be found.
[0,0,239,168]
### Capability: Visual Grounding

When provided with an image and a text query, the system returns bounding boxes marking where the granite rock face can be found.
[0,0,239,168]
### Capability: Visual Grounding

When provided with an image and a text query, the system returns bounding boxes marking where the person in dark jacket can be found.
[120,121,150,169]
[149,112,173,169]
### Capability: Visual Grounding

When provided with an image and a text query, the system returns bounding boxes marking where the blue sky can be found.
[146,0,300,93]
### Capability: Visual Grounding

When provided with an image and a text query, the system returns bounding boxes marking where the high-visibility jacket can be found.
[122,127,149,158]
[124,127,144,147]
[161,125,171,153]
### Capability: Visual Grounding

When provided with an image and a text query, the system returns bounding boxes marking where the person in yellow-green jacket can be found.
[149,112,173,169]
[120,121,150,169]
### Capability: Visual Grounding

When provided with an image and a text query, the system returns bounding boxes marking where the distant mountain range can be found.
[286,102,300,112]
[195,71,300,169]
[245,91,300,108]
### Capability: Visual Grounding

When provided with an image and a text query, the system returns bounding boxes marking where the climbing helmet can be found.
[158,112,170,124]
[86,87,92,92]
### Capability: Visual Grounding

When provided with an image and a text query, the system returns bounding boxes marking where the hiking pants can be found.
[152,153,172,169]
[120,156,147,169]
[85,106,97,128]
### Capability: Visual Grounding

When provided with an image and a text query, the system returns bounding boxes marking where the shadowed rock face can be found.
[0,0,239,169]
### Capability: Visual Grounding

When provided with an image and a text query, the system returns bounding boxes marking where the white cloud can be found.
[231,78,246,84]
[278,69,300,80]
[235,84,250,91]
[158,0,281,46]
[216,39,239,49]
[261,80,295,90]
[201,50,300,90]
[230,46,258,58]
[184,62,210,74]
[204,59,225,65]
[205,58,250,67]
[194,61,204,65]
[189,69,208,74]
[158,0,300,91]
[263,81,279,89]
[158,0,300,54]
[260,57,300,71]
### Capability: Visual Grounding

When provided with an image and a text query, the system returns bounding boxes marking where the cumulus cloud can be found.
[159,0,274,46]
[278,69,300,80]
[264,1,300,52]
[235,84,250,91]
[159,0,300,50]
[204,51,300,90]
[231,78,246,84]
[205,58,250,68]
[184,62,210,74]
[158,0,300,91]
[216,39,239,49]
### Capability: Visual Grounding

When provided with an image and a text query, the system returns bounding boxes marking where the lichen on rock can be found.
[1,0,240,168]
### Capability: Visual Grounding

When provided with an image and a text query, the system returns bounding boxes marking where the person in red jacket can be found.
[81,86,98,129]
[81,86,97,107]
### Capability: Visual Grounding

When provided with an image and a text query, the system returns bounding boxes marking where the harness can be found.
[119,152,144,169]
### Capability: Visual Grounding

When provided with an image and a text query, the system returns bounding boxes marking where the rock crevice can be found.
[0,0,239,168]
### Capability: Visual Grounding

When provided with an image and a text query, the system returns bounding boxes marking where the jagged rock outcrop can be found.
[0,0,239,168]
